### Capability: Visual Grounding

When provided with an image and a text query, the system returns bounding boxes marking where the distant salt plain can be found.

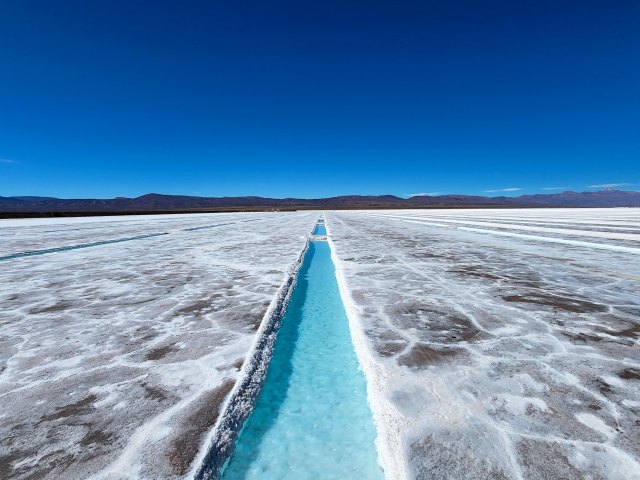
[327,208,640,480]
[0,212,315,479]
[2,208,640,480]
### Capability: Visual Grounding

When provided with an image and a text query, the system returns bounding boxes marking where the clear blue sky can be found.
[1,0,638,198]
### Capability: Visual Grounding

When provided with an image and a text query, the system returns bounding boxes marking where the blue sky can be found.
[1,0,638,198]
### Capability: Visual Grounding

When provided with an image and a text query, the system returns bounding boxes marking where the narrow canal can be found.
[220,238,383,479]
[312,224,327,235]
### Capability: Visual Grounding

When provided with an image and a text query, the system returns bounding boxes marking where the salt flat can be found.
[327,208,640,480]
[0,212,315,479]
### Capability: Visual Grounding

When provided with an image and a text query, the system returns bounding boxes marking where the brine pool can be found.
[220,240,383,480]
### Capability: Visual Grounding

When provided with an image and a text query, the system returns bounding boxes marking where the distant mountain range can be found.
[1,190,639,217]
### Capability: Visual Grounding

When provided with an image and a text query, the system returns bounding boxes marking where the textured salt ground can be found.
[0,212,266,257]
[326,209,640,480]
[0,212,316,479]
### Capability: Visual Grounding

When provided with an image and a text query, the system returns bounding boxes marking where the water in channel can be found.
[312,224,327,235]
[220,240,383,480]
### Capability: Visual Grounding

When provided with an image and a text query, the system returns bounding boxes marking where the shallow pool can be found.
[220,241,383,480]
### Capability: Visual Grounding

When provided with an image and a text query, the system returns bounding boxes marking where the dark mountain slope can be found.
[0,190,638,217]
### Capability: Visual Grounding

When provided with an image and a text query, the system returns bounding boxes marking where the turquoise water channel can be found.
[221,241,383,480]
[312,224,327,235]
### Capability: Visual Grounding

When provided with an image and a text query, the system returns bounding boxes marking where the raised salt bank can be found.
[220,236,383,479]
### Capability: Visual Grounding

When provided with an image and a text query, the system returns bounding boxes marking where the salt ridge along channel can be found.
[218,223,383,480]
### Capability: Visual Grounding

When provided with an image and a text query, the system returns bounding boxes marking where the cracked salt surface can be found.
[0,213,267,257]
[0,212,316,479]
[327,208,640,480]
